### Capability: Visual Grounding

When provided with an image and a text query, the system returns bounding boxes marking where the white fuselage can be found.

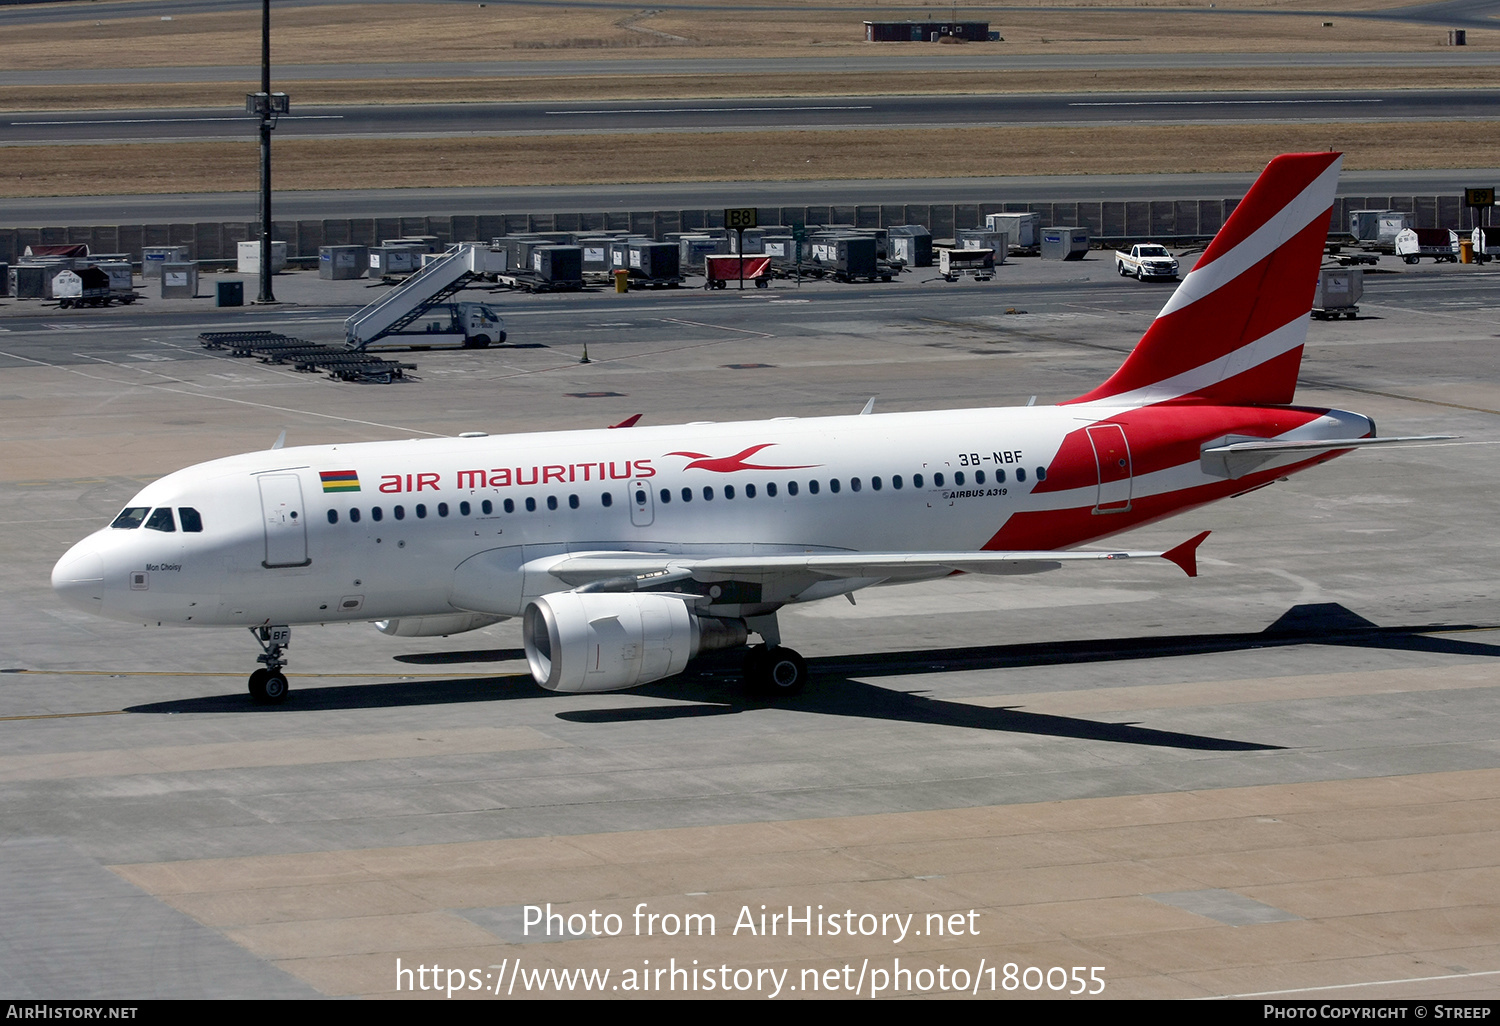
[51,399,1370,630]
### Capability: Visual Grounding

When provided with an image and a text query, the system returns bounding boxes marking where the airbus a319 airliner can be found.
[52,153,1442,703]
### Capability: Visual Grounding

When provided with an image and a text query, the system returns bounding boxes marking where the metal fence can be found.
[1,195,1491,267]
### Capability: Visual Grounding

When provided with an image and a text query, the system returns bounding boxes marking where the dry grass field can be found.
[0,1,1490,72]
[1,1,1496,196]
[2,122,1493,198]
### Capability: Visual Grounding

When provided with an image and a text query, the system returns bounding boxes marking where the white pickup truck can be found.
[1115,244,1180,280]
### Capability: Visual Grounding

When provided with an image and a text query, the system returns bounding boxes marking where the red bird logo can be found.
[666,444,818,473]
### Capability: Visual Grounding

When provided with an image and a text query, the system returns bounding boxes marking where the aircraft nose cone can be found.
[52,545,105,612]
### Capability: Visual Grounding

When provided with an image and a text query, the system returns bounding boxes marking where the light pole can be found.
[246,0,286,303]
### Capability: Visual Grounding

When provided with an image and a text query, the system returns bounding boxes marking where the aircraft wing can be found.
[541,531,1210,588]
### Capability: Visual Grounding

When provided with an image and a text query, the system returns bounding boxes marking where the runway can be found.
[2,254,1498,998]
[9,89,1498,145]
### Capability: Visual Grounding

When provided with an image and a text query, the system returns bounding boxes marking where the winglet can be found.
[1162,531,1210,577]
[608,414,643,429]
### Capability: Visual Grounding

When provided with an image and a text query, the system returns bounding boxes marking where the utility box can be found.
[887,225,933,267]
[160,262,199,298]
[1040,227,1090,260]
[319,245,369,280]
[986,212,1041,250]
[142,245,191,278]
[1312,268,1362,319]
[237,241,287,275]
[216,280,244,306]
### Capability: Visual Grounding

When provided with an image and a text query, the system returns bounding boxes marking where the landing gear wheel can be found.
[745,646,807,697]
[250,670,289,704]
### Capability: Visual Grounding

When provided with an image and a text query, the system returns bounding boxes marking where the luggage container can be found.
[33,261,71,299]
[217,280,244,307]
[627,242,681,285]
[1348,209,1397,243]
[609,237,651,271]
[1394,228,1459,264]
[887,225,933,267]
[160,261,199,299]
[1312,268,1362,319]
[319,245,369,280]
[367,244,421,278]
[1376,212,1412,250]
[985,212,1040,251]
[236,241,285,275]
[575,237,615,276]
[808,236,887,282]
[9,264,48,299]
[93,261,135,297]
[531,245,584,285]
[957,228,1009,265]
[937,247,995,282]
[1040,227,1089,261]
[143,246,190,277]
[678,235,727,273]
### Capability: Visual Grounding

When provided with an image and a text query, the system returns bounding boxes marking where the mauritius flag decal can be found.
[319,470,360,493]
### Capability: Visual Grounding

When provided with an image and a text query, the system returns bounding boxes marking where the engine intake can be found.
[524,592,747,692]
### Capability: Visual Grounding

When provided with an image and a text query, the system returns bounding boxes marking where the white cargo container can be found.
[237,240,287,274]
[1394,228,1459,264]
[985,212,1040,250]
[1312,268,1362,319]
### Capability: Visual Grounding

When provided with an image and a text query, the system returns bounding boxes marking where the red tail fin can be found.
[1069,152,1342,408]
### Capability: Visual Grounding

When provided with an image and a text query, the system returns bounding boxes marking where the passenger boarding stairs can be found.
[344,243,501,350]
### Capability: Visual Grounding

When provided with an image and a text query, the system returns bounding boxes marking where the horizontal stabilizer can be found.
[1201,435,1455,479]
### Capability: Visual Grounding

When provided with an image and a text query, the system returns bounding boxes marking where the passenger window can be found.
[111,507,149,530]
[808,480,819,495]
[327,510,338,525]
[503,499,514,514]
[830,479,841,493]
[745,483,757,498]
[145,507,176,532]
[703,487,713,501]
[350,508,362,523]
[997,469,1006,483]
[681,488,692,503]
[872,477,882,491]
[1036,466,1047,481]
[415,504,426,519]
[954,472,965,486]
[766,482,778,498]
[975,470,985,485]
[547,496,557,511]
[394,505,405,521]
[1017,468,1027,482]
[787,481,798,496]
[603,492,614,508]
[438,502,449,517]
[178,507,203,532]
[725,485,735,499]
[567,495,578,510]
[526,497,537,512]
[460,501,471,516]
[851,478,862,492]
[933,473,944,487]
[892,476,902,490]
[913,473,923,488]
[660,489,671,504]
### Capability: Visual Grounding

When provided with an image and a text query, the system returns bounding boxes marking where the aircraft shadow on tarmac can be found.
[125,604,1498,752]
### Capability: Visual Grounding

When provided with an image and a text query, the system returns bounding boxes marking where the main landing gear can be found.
[740,613,808,696]
[743,646,808,696]
[249,624,291,704]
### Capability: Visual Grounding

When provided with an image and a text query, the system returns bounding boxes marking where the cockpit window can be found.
[144,507,176,532]
[111,507,149,530]
[178,507,203,533]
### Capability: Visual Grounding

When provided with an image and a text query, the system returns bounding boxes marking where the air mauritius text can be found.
[523,903,979,942]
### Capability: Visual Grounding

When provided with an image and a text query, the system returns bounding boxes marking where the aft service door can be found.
[629,479,655,527]
[1086,424,1133,513]
[259,473,310,567]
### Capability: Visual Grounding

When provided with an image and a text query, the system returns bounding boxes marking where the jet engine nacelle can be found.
[523,592,748,692]
[375,612,509,637]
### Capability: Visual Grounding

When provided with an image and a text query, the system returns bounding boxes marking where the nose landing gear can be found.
[249,625,291,704]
